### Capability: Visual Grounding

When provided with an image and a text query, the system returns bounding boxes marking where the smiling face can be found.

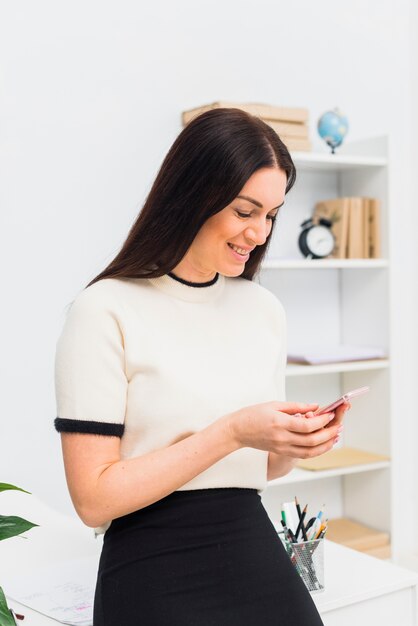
[172,167,287,282]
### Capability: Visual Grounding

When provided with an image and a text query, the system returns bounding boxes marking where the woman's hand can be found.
[324,400,351,430]
[227,401,345,460]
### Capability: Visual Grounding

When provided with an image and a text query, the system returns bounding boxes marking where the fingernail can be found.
[328,413,335,421]
[337,427,344,434]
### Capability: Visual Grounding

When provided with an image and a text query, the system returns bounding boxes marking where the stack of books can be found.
[326,518,391,560]
[313,196,381,259]
[297,447,390,472]
[181,101,311,152]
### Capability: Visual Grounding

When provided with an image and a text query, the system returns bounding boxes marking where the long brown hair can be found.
[86,107,296,288]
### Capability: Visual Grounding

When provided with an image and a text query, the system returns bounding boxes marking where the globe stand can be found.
[327,138,343,155]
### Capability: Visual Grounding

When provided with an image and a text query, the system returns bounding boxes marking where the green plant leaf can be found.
[0,483,31,495]
[0,515,39,541]
[0,586,16,626]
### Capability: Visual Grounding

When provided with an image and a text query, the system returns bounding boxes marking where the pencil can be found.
[295,504,308,541]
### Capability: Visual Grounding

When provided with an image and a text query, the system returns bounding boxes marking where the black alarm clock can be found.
[298,218,335,259]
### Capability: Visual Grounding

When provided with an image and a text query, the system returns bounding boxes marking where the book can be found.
[313,197,350,258]
[368,197,381,258]
[363,544,392,559]
[326,518,390,552]
[363,198,371,258]
[287,344,386,365]
[182,101,309,125]
[347,197,364,258]
[264,119,309,138]
[297,447,390,472]
[279,136,312,152]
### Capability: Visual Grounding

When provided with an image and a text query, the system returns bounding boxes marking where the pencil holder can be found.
[283,538,325,593]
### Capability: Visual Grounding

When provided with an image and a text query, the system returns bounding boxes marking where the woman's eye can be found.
[236,211,277,221]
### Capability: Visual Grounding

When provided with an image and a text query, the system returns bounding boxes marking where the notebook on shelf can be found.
[287,344,386,366]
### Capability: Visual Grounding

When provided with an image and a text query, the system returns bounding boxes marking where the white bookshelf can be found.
[289,151,387,171]
[268,460,391,486]
[259,137,398,560]
[286,359,389,377]
[262,258,388,269]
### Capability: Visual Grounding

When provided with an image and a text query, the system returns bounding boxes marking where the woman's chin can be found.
[219,264,246,278]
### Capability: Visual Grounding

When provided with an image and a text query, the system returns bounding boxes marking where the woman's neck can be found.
[170,260,217,284]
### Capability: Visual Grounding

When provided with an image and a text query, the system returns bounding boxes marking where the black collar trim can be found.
[168,272,219,288]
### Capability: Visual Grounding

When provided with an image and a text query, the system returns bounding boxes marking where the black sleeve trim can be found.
[54,417,125,437]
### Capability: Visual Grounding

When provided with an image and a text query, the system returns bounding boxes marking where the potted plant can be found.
[0,483,38,625]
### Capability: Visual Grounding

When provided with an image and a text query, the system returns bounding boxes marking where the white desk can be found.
[1,495,417,625]
[314,541,418,626]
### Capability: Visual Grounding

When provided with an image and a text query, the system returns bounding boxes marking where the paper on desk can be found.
[287,344,386,365]
[5,555,98,625]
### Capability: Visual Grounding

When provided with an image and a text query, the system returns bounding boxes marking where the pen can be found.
[308,506,325,541]
[281,509,287,528]
[305,517,316,533]
[281,519,297,543]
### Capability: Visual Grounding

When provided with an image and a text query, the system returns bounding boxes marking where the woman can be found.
[54,108,349,625]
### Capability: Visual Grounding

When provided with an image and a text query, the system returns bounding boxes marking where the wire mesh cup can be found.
[284,538,325,593]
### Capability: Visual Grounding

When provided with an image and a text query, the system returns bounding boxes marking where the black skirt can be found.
[93,488,323,626]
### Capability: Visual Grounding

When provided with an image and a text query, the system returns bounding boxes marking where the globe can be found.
[317,108,349,153]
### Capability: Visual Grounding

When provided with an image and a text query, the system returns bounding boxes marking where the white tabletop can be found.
[314,540,418,614]
[1,493,417,625]
[0,492,101,625]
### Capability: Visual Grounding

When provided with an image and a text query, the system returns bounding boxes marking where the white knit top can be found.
[54,272,287,533]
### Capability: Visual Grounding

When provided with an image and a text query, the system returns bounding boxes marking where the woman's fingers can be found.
[324,401,350,428]
[335,401,350,420]
[272,400,350,459]
[291,437,337,459]
[284,422,342,448]
[276,402,319,415]
[286,411,335,433]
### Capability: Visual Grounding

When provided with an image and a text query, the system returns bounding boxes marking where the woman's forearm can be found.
[267,451,298,481]
[80,415,241,528]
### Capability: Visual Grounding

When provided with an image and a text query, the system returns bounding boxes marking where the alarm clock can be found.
[298,218,335,259]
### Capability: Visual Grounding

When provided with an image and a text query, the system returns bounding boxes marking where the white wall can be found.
[0,0,415,522]
[408,0,418,563]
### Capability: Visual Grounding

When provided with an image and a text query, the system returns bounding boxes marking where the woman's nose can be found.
[245,222,270,246]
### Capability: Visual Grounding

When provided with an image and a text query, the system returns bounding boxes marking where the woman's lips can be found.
[227,243,250,262]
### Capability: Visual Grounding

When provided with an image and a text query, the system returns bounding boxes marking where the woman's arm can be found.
[61,413,239,528]
[61,395,346,528]
[267,453,298,481]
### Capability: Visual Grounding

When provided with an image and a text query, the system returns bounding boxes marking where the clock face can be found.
[306,225,335,257]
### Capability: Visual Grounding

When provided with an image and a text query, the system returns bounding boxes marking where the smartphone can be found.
[314,386,370,416]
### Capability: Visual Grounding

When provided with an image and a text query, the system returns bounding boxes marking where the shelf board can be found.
[267,460,391,486]
[261,258,389,270]
[286,359,389,377]
[290,151,387,171]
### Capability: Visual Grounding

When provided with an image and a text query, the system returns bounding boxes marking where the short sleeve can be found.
[54,285,128,437]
